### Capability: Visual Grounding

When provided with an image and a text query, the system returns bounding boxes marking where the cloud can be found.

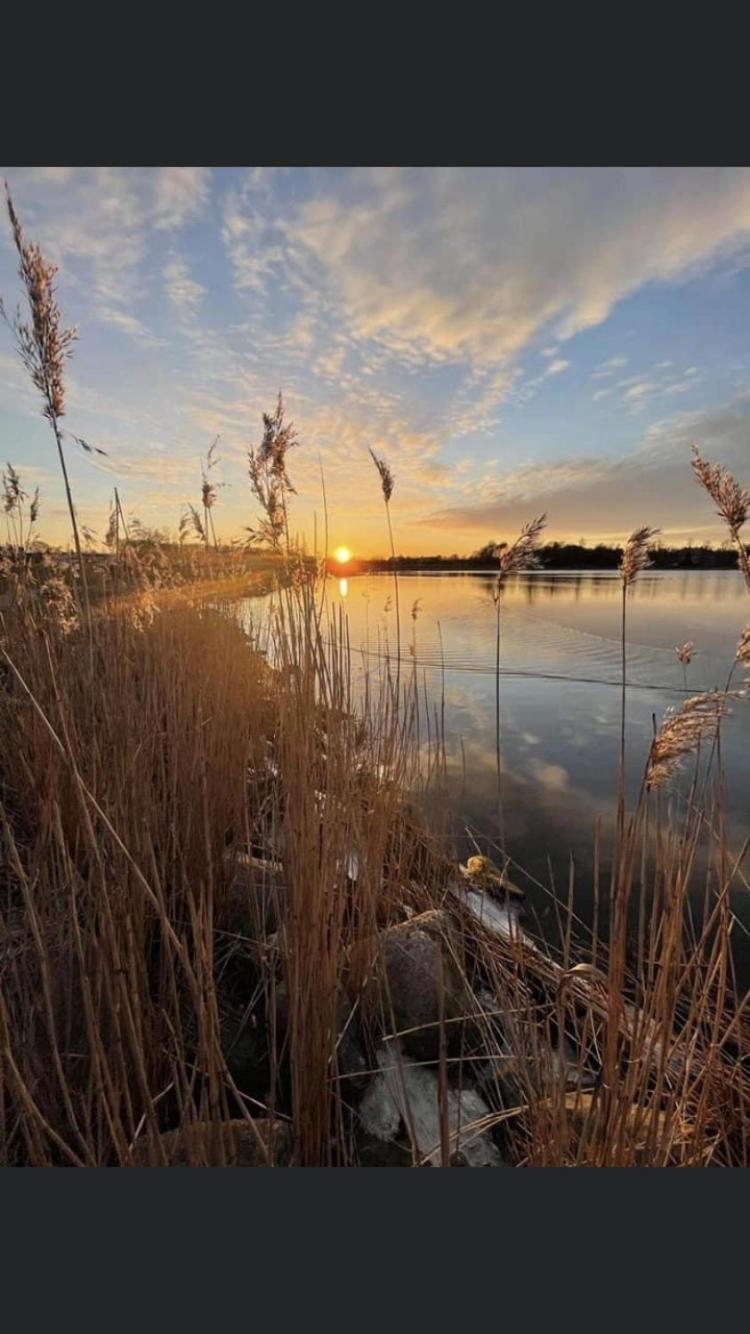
[286,168,750,370]
[1,168,211,342]
[163,255,206,316]
[624,380,657,402]
[415,393,750,543]
[153,168,210,231]
[94,306,164,348]
[592,354,628,379]
[4,167,750,552]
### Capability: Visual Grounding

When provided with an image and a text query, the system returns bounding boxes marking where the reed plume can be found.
[369,449,394,503]
[247,394,298,552]
[369,449,400,704]
[620,525,659,588]
[200,436,221,549]
[3,461,23,513]
[179,503,206,544]
[646,692,730,789]
[1,187,89,621]
[675,641,695,690]
[104,501,119,553]
[691,445,750,591]
[617,525,660,828]
[495,513,547,589]
[3,462,40,554]
[493,514,547,847]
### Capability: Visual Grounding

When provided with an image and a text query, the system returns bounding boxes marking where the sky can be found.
[2,166,750,555]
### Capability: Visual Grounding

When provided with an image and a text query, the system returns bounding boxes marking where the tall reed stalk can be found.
[369,450,400,707]
[617,527,659,836]
[1,188,90,631]
[491,516,546,848]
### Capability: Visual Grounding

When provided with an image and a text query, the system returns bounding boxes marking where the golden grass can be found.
[1,569,748,1166]
[2,190,750,1166]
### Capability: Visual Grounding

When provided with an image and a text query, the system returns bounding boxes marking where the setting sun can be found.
[334,546,352,564]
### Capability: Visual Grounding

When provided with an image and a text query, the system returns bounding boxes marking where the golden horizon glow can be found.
[334,546,352,564]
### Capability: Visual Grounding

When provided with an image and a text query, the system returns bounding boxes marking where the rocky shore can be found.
[135,839,598,1167]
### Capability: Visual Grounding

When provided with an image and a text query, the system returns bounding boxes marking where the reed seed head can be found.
[369,449,394,503]
[495,514,547,591]
[691,445,749,537]
[3,462,24,513]
[620,525,659,588]
[179,503,206,544]
[646,691,729,789]
[2,185,77,421]
[675,641,695,666]
[247,397,297,551]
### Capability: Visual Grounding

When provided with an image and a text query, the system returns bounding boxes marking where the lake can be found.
[243,569,750,953]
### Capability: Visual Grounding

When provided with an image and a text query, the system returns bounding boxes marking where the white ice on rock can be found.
[449,879,537,950]
[359,1041,502,1166]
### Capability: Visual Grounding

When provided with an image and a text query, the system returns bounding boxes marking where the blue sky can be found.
[2,166,750,553]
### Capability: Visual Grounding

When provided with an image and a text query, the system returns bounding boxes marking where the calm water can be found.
[244,570,750,945]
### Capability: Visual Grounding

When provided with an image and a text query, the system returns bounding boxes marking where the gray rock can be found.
[356,1132,412,1167]
[375,910,464,1060]
[225,854,286,937]
[335,995,369,1094]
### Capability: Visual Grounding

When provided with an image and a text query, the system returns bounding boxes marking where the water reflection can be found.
[243,571,750,946]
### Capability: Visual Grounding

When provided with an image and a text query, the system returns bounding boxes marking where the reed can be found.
[692,446,750,592]
[1,194,749,1165]
[369,450,401,707]
[491,515,547,850]
[2,534,749,1165]
[1,188,92,631]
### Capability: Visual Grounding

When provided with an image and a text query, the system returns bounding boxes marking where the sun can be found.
[334,546,352,564]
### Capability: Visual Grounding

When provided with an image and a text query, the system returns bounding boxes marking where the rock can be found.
[266,984,368,1105]
[374,910,464,1060]
[225,853,286,937]
[547,1039,598,1092]
[359,1041,503,1166]
[475,1059,524,1117]
[220,1010,271,1100]
[131,1117,292,1166]
[356,1132,412,1167]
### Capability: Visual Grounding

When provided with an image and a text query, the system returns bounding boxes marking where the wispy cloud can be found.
[2,167,750,551]
[153,168,210,231]
[417,393,750,543]
[592,354,628,379]
[163,255,206,317]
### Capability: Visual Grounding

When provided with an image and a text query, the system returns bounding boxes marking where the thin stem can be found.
[618,582,627,844]
[732,532,750,593]
[50,411,90,634]
[495,595,505,848]
[386,500,400,708]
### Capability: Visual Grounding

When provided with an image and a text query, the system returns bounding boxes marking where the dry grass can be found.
[1,192,750,1166]
[1,566,749,1166]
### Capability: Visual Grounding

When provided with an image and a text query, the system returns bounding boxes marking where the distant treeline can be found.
[358,541,747,573]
